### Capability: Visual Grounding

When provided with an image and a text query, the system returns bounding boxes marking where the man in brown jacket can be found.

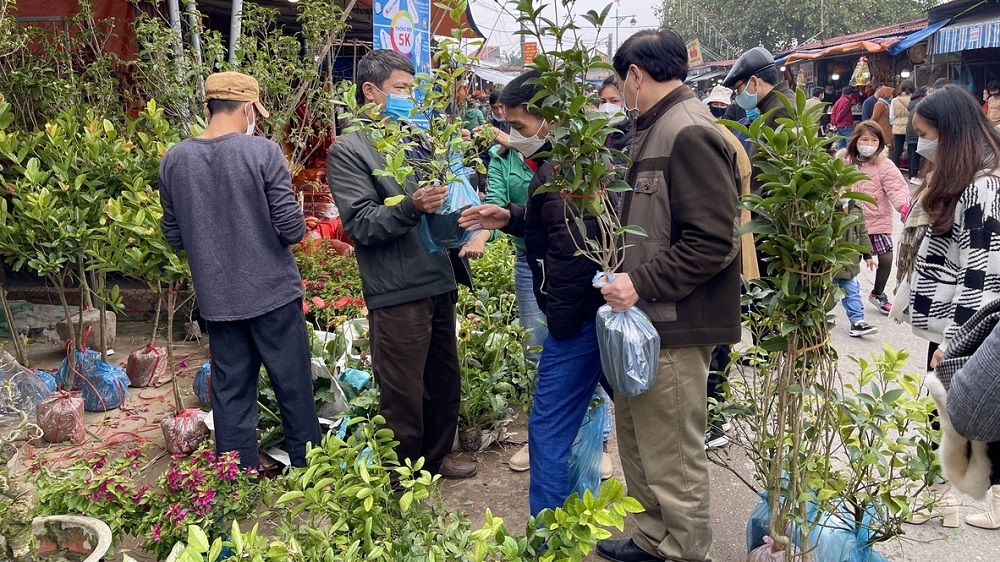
[596,28,741,562]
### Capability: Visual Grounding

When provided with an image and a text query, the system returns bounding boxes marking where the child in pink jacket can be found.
[836,120,909,314]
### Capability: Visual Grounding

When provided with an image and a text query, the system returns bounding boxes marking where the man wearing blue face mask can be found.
[723,46,794,196]
[326,50,480,480]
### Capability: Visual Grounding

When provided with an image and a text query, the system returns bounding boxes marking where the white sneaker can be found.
[508,443,529,472]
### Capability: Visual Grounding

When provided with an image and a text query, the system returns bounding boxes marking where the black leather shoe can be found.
[596,539,664,562]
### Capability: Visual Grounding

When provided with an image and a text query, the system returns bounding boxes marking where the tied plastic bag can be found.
[419,157,480,253]
[35,370,57,393]
[747,492,889,562]
[161,408,210,455]
[81,360,130,412]
[0,351,52,422]
[569,393,607,500]
[338,367,372,401]
[36,391,85,443]
[748,536,799,562]
[593,272,661,398]
[126,343,167,387]
[194,361,212,407]
[56,348,102,390]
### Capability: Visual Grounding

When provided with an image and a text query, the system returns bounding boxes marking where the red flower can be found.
[312,296,326,309]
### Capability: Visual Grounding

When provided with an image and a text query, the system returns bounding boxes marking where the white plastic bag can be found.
[593,272,660,398]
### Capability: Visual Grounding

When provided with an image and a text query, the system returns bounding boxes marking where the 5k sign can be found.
[373,0,430,75]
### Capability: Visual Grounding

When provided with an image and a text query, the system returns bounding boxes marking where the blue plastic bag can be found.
[194,361,212,407]
[568,393,607,500]
[56,348,102,391]
[419,156,480,253]
[35,370,57,393]
[593,272,661,398]
[747,492,889,562]
[80,360,130,412]
[337,367,372,401]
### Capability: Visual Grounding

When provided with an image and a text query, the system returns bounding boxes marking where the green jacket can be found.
[834,198,874,280]
[463,107,485,130]
[485,144,533,252]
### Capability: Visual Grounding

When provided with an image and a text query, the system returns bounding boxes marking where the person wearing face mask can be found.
[598,75,632,172]
[158,72,321,469]
[594,28,741,562]
[835,121,908,317]
[326,50,482,481]
[722,46,794,194]
[457,70,612,517]
[702,84,733,119]
[892,85,1000,530]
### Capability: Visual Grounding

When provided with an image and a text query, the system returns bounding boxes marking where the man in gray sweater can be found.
[159,71,321,469]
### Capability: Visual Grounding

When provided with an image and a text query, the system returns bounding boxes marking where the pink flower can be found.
[151,523,161,542]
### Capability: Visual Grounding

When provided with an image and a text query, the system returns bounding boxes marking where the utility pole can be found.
[229,0,243,66]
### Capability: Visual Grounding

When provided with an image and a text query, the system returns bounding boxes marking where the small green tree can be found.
[715,91,937,557]
[88,101,191,410]
[513,0,641,273]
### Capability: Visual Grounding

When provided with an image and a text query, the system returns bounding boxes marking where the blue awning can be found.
[888,18,952,55]
[932,8,1000,54]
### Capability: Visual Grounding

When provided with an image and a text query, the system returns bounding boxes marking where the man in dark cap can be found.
[722,46,794,194]
[830,85,857,149]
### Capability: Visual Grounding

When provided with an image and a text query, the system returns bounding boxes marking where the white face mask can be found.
[599,102,625,125]
[244,102,256,136]
[622,72,640,120]
[508,119,546,157]
[857,145,878,158]
[916,137,938,163]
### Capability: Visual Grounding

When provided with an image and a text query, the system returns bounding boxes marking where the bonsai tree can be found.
[715,90,938,557]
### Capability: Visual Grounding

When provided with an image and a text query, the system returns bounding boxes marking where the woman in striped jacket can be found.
[906,85,1000,530]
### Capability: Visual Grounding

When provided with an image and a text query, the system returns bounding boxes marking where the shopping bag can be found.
[593,272,660,398]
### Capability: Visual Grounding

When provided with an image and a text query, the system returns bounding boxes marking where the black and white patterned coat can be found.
[910,173,1000,347]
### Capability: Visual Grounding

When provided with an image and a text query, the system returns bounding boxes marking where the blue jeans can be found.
[529,321,604,515]
[834,277,864,324]
[836,126,854,150]
[514,253,547,366]
[516,253,612,443]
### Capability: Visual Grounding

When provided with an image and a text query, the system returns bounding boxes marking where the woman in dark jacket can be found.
[458,71,608,517]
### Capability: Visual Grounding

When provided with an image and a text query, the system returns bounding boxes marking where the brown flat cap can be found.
[204,71,269,118]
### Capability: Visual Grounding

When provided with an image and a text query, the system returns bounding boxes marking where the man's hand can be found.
[597,272,640,313]
[458,204,511,231]
[459,230,490,259]
[931,348,945,369]
[864,257,877,270]
[412,185,449,214]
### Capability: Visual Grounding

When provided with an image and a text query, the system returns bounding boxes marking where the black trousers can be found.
[907,142,923,180]
[206,298,321,469]
[369,292,460,475]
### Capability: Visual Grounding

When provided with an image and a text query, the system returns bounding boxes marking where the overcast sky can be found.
[468,0,662,57]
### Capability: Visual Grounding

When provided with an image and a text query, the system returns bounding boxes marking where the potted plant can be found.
[715,90,938,560]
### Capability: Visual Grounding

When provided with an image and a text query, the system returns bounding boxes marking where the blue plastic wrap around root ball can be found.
[595,303,661,398]
[80,361,130,412]
[418,159,481,253]
[569,394,607,500]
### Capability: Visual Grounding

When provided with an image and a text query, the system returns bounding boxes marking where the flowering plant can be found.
[292,238,366,329]
[36,444,265,559]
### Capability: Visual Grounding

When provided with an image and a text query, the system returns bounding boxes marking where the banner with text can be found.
[373,0,431,76]
[687,39,704,67]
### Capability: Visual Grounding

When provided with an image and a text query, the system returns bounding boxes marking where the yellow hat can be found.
[204,71,269,118]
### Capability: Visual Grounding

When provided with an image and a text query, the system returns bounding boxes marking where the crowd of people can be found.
[155,23,1000,562]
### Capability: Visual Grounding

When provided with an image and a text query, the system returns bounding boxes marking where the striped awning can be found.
[932,8,1000,54]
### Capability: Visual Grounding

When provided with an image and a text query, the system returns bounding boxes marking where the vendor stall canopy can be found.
[12,0,482,62]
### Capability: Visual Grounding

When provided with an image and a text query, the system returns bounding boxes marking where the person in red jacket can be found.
[830,86,856,149]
